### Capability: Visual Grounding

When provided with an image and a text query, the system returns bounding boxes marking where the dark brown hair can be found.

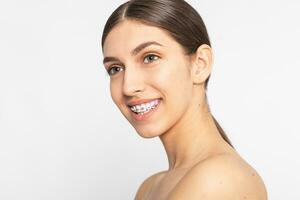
[101,0,234,148]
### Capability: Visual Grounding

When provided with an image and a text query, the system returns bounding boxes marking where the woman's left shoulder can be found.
[168,153,268,200]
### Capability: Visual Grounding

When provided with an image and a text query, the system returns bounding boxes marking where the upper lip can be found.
[127,98,161,107]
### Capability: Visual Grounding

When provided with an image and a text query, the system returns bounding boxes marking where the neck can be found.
[159,94,228,171]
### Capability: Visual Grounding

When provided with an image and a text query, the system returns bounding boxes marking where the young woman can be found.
[101,0,268,199]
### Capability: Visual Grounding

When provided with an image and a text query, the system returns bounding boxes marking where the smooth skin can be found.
[102,19,268,200]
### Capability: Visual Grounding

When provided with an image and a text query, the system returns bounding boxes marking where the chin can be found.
[138,133,157,139]
[134,127,161,138]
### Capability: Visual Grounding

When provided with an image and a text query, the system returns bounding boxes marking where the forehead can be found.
[103,20,180,56]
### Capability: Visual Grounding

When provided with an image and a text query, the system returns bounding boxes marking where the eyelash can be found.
[107,54,160,76]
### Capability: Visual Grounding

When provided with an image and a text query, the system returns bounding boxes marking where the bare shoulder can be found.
[167,153,268,200]
[134,171,166,200]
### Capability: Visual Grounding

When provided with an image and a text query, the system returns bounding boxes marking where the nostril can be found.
[123,90,144,99]
[122,74,145,96]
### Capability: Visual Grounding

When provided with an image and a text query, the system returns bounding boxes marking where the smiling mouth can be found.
[128,98,162,121]
[130,98,160,113]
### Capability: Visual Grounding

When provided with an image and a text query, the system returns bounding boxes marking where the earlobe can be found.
[191,44,213,85]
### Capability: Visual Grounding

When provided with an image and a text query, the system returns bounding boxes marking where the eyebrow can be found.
[103,41,163,64]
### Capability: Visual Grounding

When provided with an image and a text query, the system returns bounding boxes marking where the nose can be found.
[122,66,145,97]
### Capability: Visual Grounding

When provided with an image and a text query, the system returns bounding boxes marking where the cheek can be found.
[154,60,191,93]
[110,80,122,105]
[150,61,192,115]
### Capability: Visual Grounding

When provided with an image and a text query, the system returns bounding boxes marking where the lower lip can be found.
[130,99,162,121]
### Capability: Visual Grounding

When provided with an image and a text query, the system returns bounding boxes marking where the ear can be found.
[190,44,213,85]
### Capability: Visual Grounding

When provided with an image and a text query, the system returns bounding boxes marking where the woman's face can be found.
[103,20,195,138]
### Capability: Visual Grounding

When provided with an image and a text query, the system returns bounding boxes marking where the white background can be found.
[0,0,299,199]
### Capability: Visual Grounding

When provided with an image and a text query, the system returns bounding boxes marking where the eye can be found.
[106,54,159,76]
[144,54,159,64]
[107,65,124,76]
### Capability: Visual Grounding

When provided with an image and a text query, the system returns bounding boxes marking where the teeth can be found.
[130,99,160,113]
[141,104,146,111]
